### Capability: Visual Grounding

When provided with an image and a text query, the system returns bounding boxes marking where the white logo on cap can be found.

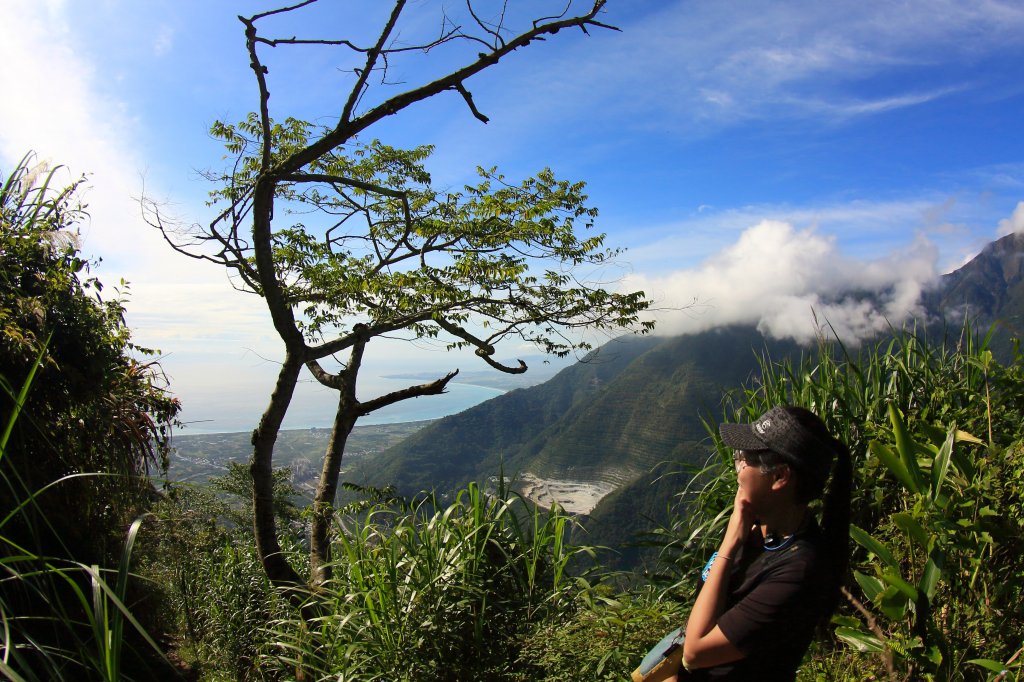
[755,419,771,435]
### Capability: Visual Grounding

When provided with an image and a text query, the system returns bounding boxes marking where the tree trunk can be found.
[309,392,360,586]
[307,336,367,585]
[251,351,305,587]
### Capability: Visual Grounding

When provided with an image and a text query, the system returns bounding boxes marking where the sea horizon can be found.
[173,379,506,436]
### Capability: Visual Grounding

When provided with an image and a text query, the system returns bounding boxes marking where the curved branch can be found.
[282,172,407,200]
[477,351,528,374]
[283,172,415,245]
[305,358,343,389]
[359,369,459,414]
[239,16,273,171]
[466,0,507,49]
[341,0,407,124]
[453,82,490,123]
[434,317,527,374]
[251,0,317,22]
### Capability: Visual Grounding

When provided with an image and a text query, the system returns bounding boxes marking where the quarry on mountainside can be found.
[515,472,619,515]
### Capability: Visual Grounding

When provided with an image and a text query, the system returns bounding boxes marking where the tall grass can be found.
[255,481,595,681]
[55,319,1018,681]
[0,363,166,681]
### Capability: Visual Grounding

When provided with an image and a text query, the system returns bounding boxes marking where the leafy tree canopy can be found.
[183,122,651,362]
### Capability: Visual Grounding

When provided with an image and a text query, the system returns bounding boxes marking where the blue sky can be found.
[2,0,1023,430]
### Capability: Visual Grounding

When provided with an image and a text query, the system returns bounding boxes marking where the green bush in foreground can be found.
[249,482,593,681]
[513,590,684,682]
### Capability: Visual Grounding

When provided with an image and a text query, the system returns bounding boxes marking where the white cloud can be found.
[622,197,937,270]
[996,202,1024,237]
[626,220,938,345]
[789,86,966,119]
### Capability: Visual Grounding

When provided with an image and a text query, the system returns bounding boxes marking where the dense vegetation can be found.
[1,155,180,679]
[653,328,1024,680]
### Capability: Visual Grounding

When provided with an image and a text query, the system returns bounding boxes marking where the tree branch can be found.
[341,0,407,124]
[842,586,896,680]
[434,317,527,374]
[358,369,460,414]
[453,82,490,123]
[281,1,615,174]
[283,172,407,200]
[239,16,274,171]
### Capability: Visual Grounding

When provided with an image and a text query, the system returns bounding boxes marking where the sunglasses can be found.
[733,449,785,472]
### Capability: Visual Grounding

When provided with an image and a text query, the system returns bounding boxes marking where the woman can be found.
[640,405,852,682]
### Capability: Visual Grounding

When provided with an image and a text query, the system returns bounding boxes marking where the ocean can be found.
[174,377,506,435]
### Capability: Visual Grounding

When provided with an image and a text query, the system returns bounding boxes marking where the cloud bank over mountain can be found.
[997,202,1024,237]
[627,219,940,344]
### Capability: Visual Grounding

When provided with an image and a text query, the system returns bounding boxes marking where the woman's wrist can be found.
[718,536,744,559]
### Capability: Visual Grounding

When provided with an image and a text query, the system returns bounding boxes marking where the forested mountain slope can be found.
[352,328,801,497]
[923,230,1024,355]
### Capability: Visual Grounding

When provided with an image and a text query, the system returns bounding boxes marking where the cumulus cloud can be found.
[626,220,939,345]
[996,202,1024,237]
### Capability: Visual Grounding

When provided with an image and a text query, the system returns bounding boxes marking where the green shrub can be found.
[514,589,684,682]
[1,153,179,680]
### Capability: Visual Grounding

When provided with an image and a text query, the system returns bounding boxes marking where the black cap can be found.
[720,406,834,490]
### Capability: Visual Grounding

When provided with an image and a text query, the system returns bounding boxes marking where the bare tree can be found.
[148,0,651,588]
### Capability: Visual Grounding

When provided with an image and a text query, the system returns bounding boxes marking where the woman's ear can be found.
[771,464,795,492]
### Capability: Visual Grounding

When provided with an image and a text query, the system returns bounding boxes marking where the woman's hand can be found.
[681,486,752,670]
[721,488,757,557]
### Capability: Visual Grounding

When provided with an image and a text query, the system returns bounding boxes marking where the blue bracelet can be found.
[701,551,718,581]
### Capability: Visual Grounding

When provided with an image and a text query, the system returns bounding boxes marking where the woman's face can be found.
[733,450,785,509]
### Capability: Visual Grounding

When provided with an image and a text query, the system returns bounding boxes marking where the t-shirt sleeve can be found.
[716,552,819,654]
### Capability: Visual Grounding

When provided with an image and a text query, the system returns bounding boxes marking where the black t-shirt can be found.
[688,523,829,682]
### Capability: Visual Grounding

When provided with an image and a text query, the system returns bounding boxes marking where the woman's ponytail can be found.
[783,406,853,619]
[820,435,852,616]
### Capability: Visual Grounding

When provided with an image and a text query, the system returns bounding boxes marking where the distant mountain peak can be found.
[927,231,1024,326]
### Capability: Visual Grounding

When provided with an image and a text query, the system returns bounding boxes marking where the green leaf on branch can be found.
[888,403,924,494]
[892,512,930,551]
[879,585,910,620]
[869,440,919,494]
[854,570,885,602]
[966,658,1009,673]
[930,425,956,503]
[881,569,919,602]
